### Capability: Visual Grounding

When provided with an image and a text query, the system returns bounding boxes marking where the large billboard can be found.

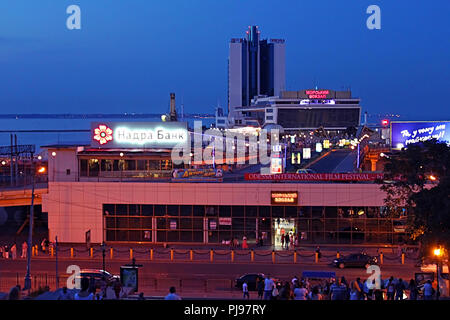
[391,121,450,150]
[91,122,188,149]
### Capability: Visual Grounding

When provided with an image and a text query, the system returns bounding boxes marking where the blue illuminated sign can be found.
[391,121,450,149]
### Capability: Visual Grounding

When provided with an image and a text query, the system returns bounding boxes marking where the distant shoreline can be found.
[0,114,214,119]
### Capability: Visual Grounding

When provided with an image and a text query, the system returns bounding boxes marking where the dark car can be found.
[76,269,119,289]
[333,253,378,269]
[235,273,265,291]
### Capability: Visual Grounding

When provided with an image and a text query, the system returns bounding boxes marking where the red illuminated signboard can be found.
[306,90,330,99]
[271,191,298,205]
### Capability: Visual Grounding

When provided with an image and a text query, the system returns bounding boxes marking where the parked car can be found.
[296,168,316,174]
[333,253,378,269]
[75,269,119,289]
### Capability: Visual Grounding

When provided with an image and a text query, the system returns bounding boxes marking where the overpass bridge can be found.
[0,184,48,206]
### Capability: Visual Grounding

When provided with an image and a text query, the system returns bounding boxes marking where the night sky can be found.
[0,0,449,120]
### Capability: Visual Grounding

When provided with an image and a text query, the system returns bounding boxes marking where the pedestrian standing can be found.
[21,241,27,259]
[242,281,249,300]
[41,238,47,253]
[10,243,17,260]
[57,287,73,300]
[293,283,308,300]
[263,275,275,300]
[257,278,264,300]
[395,278,406,300]
[3,245,9,259]
[74,277,95,300]
[242,236,248,249]
[423,280,434,300]
[386,277,395,300]
[164,287,182,300]
[408,279,419,300]
[350,281,360,300]
[284,234,290,250]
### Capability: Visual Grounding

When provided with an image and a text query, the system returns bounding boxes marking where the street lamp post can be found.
[102,242,106,272]
[434,247,443,300]
[24,153,35,292]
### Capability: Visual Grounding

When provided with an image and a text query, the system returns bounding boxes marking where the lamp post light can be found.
[433,246,444,300]
[24,154,36,292]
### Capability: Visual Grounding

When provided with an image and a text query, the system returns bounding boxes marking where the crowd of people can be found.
[244,274,438,300]
[0,238,50,260]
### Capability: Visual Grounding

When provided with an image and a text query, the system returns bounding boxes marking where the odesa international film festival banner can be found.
[245,173,384,181]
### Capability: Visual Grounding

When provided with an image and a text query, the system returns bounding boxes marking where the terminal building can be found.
[228,89,361,133]
[39,121,407,246]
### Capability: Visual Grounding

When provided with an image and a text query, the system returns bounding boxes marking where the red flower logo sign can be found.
[94,125,113,145]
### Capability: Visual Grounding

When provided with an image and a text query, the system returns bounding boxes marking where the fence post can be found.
[272,250,275,264]
[336,251,340,259]
[90,248,93,258]
[110,248,113,259]
[231,249,235,263]
[150,248,154,261]
[251,249,255,262]
[170,249,174,262]
[190,249,193,262]
[210,249,214,263]
[129,248,133,260]
[315,252,319,263]
[294,250,297,263]
[380,252,383,265]
[70,248,74,258]
[401,252,405,265]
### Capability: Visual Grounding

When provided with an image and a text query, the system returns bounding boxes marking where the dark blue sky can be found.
[0,0,449,120]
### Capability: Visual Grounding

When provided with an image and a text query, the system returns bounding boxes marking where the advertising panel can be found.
[391,121,450,149]
[171,168,223,181]
[91,122,188,148]
[246,173,384,181]
[271,191,298,205]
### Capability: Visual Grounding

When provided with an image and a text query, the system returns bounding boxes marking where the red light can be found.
[382,119,389,126]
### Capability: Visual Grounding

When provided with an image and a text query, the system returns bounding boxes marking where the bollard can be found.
[272,250,275,264]
[251,249,255,262]
[170,249,174,261]
[90,248,93,258]
[110,248,113,259]
[210,249,214,263]
[130,248,133,260]
[315,252,319,263]
[70,248,74,258]
[35,245,38,256]
[32,246,35,257]
[380,252,383,265]
[294,250,297,263]
[231,249,234,263]
[150,248,154,261]
[336,251,340,259]
[401,252,405,265]
[190,249,193,262]
[51,247,54,257]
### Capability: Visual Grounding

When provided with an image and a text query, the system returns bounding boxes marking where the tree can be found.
[380,140,450,256]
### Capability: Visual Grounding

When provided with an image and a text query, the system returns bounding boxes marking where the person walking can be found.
[408,279,419,300]
[263,275,275,300]
[164,286,181,300]
[350,281,360,300]
[242,281,250,300]
[21,241,27,259]
[309,286,322,300]
[284,234,290,250]
[257,278,264,300]
[278,282,291,300]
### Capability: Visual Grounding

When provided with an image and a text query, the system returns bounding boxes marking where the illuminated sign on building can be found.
[391,121,450,150]
[303,148,311,159]
[316,143,323,153]
[323,140,330,149]
[305,90,330,99]
[270,158,283,174]
[271,191,298,205]
[91,122,188,148]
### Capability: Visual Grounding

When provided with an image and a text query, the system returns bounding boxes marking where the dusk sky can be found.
[0,0,449,120]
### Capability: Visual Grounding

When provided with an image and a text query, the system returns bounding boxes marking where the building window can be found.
[266,116,273,120]
[266,108,273,113]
